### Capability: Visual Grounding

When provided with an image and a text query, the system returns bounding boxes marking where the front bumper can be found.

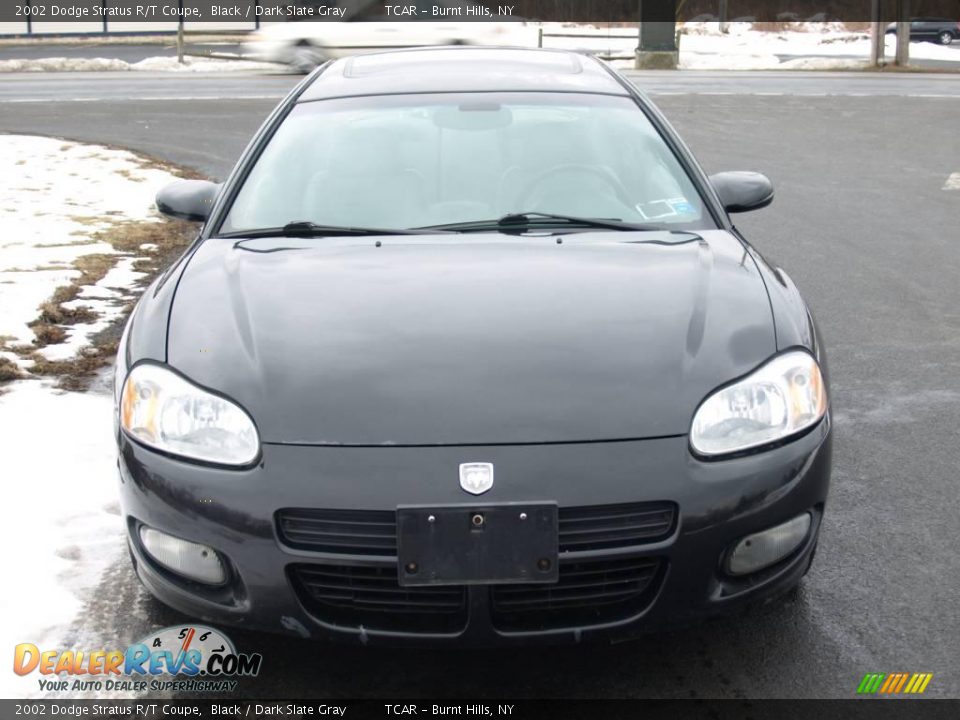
[118,417,831,646]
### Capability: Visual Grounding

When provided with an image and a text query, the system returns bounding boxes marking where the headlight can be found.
[690,351,827,457]
[120,364,259,465]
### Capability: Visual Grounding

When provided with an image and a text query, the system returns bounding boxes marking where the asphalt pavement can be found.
[5,69,960,699]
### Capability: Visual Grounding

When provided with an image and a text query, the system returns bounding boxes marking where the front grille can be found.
[290,564,467,633]
[277,502,675,557]
[558,502,675,551]
[490,557,663,632]
[277,509,397,556]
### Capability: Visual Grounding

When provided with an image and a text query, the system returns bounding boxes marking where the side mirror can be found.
[709,171,774,213]
[156,180,221,222]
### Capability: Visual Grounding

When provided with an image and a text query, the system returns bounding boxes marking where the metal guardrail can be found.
[535,27,682,60]
[537,27,636,60]
[174,25,253,63]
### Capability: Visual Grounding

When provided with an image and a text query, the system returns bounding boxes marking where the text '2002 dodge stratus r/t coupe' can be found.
[115,47,831,645]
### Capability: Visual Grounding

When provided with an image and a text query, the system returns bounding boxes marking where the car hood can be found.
[168,231,775,446]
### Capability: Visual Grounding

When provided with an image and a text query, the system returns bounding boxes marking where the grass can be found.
[0,357,23,382]
[73,253,119,285]
[2,151,202,391]
[30,323,68,347]
[8,216,196,390]
[37,297,97,325]
[24,341,120,391]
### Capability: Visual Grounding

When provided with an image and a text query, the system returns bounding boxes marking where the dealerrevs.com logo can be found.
[13,625,262,693]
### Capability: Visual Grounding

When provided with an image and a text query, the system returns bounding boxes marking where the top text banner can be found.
[1,0,942,24]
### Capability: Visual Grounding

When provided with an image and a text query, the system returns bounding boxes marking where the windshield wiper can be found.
[418,212,661,233]
[218,221,451,239]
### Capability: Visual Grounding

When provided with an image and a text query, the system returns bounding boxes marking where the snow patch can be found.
[679,52,781,70]
[537,22,960,70]
[0,135,190,699]
[675,25,960,68]
[0,135,179,355]
[778,56,872,70]
[0,55,279,73]
[0,380,121,699]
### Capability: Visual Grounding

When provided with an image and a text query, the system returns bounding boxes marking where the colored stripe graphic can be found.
[879,674,897,693]
[857,672,932,695]
[856,673,885,694]
[856,674,877,694]
[912,674,933,694]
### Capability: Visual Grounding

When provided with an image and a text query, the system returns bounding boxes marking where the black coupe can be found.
[116,47,831,645]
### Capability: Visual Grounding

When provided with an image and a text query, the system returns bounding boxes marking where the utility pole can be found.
[719,0,728,33]
[177,18,185,65]
[869,0,883,67]
[894,0,910,67]
[176,0,185,64]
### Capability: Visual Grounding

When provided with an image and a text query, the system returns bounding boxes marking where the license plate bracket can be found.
[397,503,558,587]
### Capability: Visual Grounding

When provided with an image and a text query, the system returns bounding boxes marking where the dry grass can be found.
[0,357,23,382]
[115,168,146,183]
[24,340,120,391]
[7,221,196,389]
[68,215,105,226]
[30,323,67,347]
[36,299,96,325]
[0,148,203,391]
[35,238,100,248]
[73,253,118,286]
[133,154,206,181]
[102,218,197,274]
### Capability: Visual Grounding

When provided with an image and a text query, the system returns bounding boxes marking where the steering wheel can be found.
[514,164,633,211]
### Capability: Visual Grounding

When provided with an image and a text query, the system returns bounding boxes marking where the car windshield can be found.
[220,92,715,235]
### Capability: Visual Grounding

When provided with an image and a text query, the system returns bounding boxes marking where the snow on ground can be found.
[536,22,959,70]
[0,135,178,360]
[0,379,119,699]
[0,55,279,73]
[676,23,960,70]
[1,24,955,73]
[0,136,182,698]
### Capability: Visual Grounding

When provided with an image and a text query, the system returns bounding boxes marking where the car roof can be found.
[297,47,631,102]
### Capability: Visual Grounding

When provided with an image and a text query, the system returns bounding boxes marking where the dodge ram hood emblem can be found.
[459,463,494,495]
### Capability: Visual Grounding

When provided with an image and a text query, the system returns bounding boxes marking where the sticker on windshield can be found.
[636,197,696,221]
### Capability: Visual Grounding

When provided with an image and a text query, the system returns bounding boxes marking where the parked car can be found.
[246,0,530,72]
[886,18,960,45]
[118,47,832,645]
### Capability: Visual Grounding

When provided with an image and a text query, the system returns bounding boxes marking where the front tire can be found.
[938,31,953,45]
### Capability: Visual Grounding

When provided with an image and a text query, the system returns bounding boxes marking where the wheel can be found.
[938,31,953,45]
[290,41,325,74]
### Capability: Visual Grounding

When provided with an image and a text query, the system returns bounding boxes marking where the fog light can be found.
[139,526,225,585]
[726,513,811,576]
